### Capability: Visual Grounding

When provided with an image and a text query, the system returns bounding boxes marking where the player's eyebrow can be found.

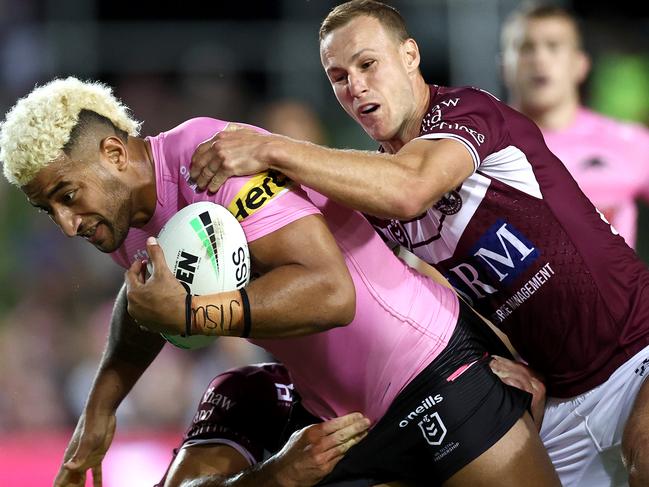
[46,180,70,200]
[326,48,377,75]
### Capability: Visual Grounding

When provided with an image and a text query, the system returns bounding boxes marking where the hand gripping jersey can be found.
[369,85,649,398]
[155,363,319,486]
[112,117,459,423]
[542,107,649,248]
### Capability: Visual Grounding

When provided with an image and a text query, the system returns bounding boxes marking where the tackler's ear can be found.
[402,38,421,74]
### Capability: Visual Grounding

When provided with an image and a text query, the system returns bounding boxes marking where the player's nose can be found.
[53,206,81,238]
[348,74,368,98]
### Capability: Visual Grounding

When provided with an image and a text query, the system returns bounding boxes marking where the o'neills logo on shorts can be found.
[399,394,443,428]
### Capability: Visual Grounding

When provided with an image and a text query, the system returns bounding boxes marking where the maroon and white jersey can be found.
[156,363,318,486]
[370,85,649,397]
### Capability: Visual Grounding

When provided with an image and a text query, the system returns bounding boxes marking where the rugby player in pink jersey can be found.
[189,1,649,485]
[0,78,556,486]
[501,4,649,249]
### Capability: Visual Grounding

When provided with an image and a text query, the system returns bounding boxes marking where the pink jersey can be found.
[542,108,649,248]
[111,117,460,422]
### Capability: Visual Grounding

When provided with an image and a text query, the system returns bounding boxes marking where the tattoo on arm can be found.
[191,292,243,337]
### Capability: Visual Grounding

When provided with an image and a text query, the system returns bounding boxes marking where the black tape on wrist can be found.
[239,288,252,338]
[185,293,193,337]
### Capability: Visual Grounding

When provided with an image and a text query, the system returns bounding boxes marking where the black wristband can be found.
[185,293,193,337]
[239,288,252,338]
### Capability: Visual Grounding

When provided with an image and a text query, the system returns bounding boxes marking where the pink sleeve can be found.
[637,127,649,201]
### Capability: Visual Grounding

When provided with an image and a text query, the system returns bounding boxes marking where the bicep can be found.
[248,214,348,278]
[164,444,250,487]
[399,138,475,201]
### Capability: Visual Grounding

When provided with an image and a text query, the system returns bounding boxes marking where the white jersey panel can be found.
[480,146,542,199]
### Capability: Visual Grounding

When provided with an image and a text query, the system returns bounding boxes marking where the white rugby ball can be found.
[150,202,250,349]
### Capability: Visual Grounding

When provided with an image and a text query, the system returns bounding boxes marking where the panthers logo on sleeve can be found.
[227,171,293,221]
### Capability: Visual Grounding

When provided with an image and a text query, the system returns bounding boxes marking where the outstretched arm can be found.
[190,126,474,220]
[163,414,370,487]
[54,284,165,487]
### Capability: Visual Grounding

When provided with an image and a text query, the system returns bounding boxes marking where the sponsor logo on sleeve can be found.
[227,171,292,222]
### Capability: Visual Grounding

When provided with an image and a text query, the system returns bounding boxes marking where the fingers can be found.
[190,136,218,180]
[224,122,244,132]
[145,237,164,267]
[124,259,143,292]
[54,468,86,487]
[319,412,368,435]
[92,464,102,487]
[194,164,217,191]
[206,171,229,194]
[305,413,370,461]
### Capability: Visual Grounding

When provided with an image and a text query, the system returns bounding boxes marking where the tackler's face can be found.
[320,15,419,144]
[23,154,132,253]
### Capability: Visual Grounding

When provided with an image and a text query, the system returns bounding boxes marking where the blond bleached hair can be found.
[0,76,141,187]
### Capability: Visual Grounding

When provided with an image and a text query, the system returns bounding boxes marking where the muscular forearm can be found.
[181,461,288,487]
[267,138,424,219]
[192,262,354,339]
[86,284,165,411]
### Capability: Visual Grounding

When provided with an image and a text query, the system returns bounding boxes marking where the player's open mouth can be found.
[358,103,380,116]
[531,75,550,88]
[80,224,101,243]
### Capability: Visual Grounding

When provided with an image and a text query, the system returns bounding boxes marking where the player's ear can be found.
[575,50,591,84]
[100,135,128,171]
[402,38,421,74]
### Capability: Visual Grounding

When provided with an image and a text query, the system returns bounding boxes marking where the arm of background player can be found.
[125,214,356,338]
[190,127,474,220]
[164,416,370,487]
[54,284,165,487]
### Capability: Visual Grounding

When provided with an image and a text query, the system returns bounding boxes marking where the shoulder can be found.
[157,117,230,146]
[207,362,290,399]
[581,108,649,143]
[423,85,509,126]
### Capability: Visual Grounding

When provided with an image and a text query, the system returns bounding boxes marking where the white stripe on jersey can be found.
[481,146,542,198]
[182,438,257,465]
[382,142,541,264]
[417,132,480,172]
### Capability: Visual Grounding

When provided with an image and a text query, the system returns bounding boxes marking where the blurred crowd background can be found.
[0,0,647,485]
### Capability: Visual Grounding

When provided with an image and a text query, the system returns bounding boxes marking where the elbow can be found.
[321,271,356,329]
[389,190,431,220]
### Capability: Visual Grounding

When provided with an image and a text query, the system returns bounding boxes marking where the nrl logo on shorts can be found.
[434,190,462,215]
[418,412,447,446]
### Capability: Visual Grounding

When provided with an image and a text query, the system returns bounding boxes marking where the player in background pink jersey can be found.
[189,1,649,485]
[0,77,556,486]
[501,3,649,249]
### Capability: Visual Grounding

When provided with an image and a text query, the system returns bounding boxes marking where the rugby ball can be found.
[150,202,250,349]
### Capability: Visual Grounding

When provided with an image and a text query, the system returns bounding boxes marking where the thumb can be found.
[124,259,143,292]
[146,237,167,275]
[224,122,244,132]
[64,441,91,471]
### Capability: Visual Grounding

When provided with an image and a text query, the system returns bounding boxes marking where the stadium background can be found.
[0,0,647,485]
